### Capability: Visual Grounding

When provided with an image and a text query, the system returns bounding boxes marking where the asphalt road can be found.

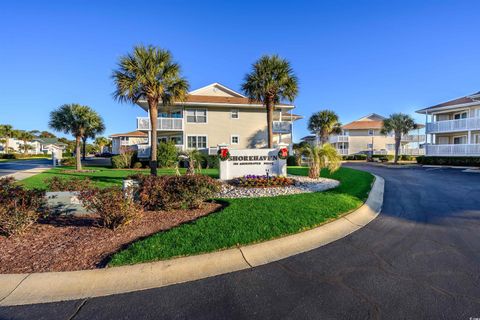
[0,159,51,177]
[1,165,479,320]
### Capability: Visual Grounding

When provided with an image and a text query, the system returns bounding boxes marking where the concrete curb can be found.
[0,175,384,307]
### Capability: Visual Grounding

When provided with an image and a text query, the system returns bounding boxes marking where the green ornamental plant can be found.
[302,143,342,179]
[381,113,417,164]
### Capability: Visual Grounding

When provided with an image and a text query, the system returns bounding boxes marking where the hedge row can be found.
[0,153,50,160]
[416,156,480,166]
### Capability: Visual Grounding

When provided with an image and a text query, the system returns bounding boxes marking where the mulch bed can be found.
[0,202,223,274]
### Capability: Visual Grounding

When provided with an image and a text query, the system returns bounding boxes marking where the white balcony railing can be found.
[329,135,349,143]
[401,134,426,142]
[137,117,184,131]
[426,117,480,134]
[272,121,292,133]
[426,144,480,156]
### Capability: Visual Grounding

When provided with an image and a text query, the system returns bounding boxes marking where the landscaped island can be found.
[0,166,373,273]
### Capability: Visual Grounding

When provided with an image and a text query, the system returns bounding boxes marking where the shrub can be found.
[130,174,220,210]
[157,141,178,168]
[0,154,50,160]
[199,154,219,169]
[372,154,394,161]
[286,155,298,166]
[400,155,414,161]
[0,177,46,236]
[343,154,367,161]
[133,162,143,169]
[45,177,92,191]
[78,187,141,230]
[112,151,134,169]
[416,156,480,166]
[61,157,76,166]
[233,175,294,188]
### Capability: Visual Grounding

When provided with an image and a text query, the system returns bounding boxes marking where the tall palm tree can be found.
[49,104,103,170]
[112,45,189,176]
[242,55,298,148]
[17,131,35,154]
[381,113,417,164]
[301,143,342,179]
[94,136,109,153]
[81,118,105,160]
[308,110,342,146]
[0,125,16,154]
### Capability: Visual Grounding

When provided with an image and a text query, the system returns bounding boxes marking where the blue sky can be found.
[0,0,479,141]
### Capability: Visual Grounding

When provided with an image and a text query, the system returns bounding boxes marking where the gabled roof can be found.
[342,114,385,130]
[137,82,295,110]
[33,138,66,146]
[416,92,480,113]
[109,131,147,138]
[188,82,246,98]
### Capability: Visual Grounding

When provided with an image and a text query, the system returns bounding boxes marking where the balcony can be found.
[137,117,184,131]
[426,144,480,156]
[272,121,292,133]
[426,117,480,134]
[329,135,349,143]
[401,134,426,142]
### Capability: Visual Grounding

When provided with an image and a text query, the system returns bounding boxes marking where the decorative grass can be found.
[109,166,374,266]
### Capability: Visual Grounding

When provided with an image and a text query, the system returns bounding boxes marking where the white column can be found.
[468,131,471,144]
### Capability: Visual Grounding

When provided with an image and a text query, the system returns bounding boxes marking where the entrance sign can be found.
[219,148,287,180]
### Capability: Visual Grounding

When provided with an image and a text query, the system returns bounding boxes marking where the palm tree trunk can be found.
[266,99,274,148]
[23,140,27,154]
[394,136,401,164]
[82,137,87,160]
[5,138,9,154]
[149,100,158,176]
[75,136,82,170]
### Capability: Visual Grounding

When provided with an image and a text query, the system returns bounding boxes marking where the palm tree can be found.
[302,143,342,179]
[381,113,417,164]
[81,118,105,160]
[308,110,342,146]
[242,55,298,148]
[94,136,109,153]
[112,45,189,176]
[17,131,35,154]
[49,104,103,170]
[0,125,16,154]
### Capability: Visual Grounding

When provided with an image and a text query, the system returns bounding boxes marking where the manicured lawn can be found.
[109,166,374,266]
[20,166,219,189]
[0,157,50,163]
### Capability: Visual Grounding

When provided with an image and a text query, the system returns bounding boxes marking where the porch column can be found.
[468,131,472,144]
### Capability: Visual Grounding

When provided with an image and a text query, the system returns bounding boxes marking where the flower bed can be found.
[232,175,294,188]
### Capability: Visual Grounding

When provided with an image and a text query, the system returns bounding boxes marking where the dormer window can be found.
[231,109,239,119]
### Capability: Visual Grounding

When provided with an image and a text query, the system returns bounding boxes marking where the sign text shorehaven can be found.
[219,148,286,180]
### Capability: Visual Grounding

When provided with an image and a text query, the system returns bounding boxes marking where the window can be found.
[367,143,373,149]
[386,144,395,150]
[454,112,468,120]
[231,109,239,119]
[186,109,207,123]
[343,130,349,136]
[453,136,467,145]
[187,135,207,149]
[231,135,239,144]
[368,129,374,135]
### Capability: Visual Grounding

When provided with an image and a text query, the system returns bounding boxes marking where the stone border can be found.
[0,175,384,307]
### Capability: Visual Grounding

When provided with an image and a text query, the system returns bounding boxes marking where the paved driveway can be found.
[1,165,480,319]
[0,159,51,177]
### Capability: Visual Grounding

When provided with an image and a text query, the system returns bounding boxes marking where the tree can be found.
[301,143,342,179]
[112,45,189,176]
[242,55,298,148]
[381,113,417,164]
[81,118,105,160]
[308,110,342,145]
[39,131,56,138]
[94,137,109,153]
[0,125,16,154]
[17,130,35,154]
[49,104,103,170]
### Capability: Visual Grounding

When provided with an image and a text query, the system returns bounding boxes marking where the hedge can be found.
[0,153,50,160]
[342,154,367,161]
[416,156,480,166]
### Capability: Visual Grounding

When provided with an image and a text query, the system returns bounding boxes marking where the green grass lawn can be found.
[20,166,219,189]
[0,157,50,163]
[109,166,374,267]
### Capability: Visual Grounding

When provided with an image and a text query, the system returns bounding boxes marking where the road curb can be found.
[0,174,384,307]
